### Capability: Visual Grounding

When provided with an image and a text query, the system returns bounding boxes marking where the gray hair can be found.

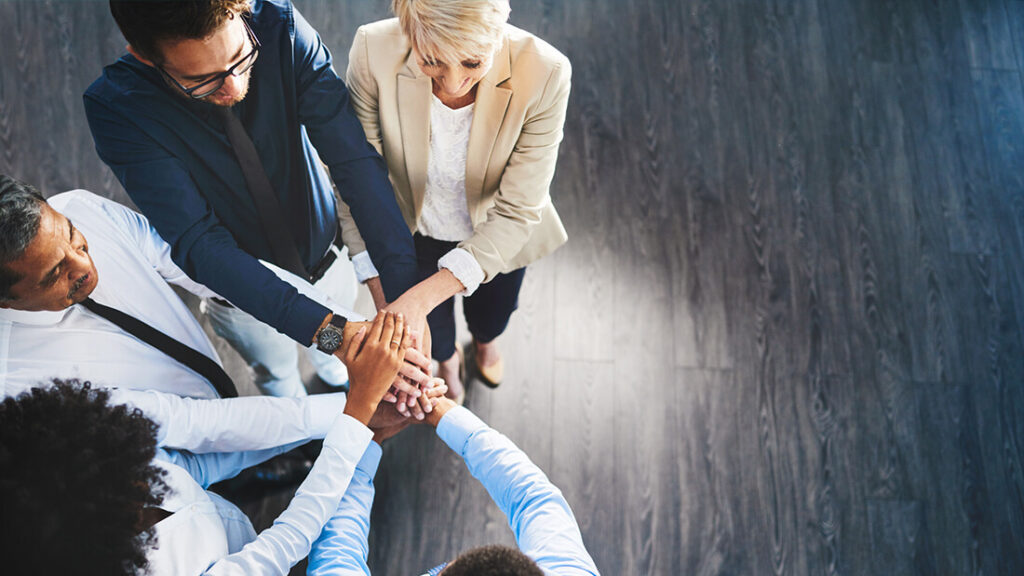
[0,175,46,301]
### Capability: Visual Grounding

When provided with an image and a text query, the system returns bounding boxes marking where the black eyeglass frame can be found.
[157,15,260,100]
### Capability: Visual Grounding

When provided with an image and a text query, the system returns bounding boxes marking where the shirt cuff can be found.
[436,406,488,454]
[305,393,348,438]
[438,248,485,296]
[324,413,374,453]
[357,442,383,476]
[350,250,380,284]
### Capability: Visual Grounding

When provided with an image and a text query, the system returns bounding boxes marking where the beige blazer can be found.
[338,18,570,283]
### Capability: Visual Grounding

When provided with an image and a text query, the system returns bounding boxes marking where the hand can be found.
[424,393,458,428]
[369,380,448,443]
[342,311,411,425]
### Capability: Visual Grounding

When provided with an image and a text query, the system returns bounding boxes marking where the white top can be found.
[0,190,224,400]
[420,94,475,242]
[349,96,487,296]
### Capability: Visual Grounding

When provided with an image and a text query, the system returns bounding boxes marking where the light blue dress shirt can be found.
[307,406,600,575]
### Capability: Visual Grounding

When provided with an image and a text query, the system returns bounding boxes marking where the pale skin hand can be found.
[369,378,448,443]
[424,394,459,428]
[341,311,411,425]
[315,313,430,400]
[365,269,465,417]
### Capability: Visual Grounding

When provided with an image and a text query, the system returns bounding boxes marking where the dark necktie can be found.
[81,298,238,398]
[216,106,309,279]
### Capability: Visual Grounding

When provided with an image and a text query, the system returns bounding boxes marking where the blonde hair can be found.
[392,0,511,65]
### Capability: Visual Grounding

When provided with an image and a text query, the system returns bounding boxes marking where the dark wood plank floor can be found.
[2,1,1024,574]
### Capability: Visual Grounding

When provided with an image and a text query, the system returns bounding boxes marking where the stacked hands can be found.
[341,311,453,434]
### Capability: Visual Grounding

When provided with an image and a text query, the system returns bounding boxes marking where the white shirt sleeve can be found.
[350,250,380,283]
[107,389,346,453]
[205,414,374,575]
[438,247,485,296]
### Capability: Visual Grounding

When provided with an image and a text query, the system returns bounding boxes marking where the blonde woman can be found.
[340,0,571,401]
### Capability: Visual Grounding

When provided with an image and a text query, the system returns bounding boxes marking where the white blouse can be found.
[419,94,475,241]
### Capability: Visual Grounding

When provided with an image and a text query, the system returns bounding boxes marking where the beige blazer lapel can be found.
[465,37,513,217]
[397,53,432,222]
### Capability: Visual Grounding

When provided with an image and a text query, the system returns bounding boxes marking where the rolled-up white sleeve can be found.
[350,250,381,284]
[438,247,485,296]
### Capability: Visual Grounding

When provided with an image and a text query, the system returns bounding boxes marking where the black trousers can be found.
[414,234,526,362]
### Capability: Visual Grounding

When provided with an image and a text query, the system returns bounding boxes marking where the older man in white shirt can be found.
[0,176,433,403]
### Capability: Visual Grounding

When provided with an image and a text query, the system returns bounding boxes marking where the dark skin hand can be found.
[342,311,412,425]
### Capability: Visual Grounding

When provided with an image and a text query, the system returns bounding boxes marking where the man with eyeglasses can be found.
[84,0,436,412]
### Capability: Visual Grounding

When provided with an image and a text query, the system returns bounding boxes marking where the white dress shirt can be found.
[0,190,224,399]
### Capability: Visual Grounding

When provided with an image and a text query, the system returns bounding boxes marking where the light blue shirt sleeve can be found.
[437,407,600,576]
[107,389,346,453]
[155,440,305,489]
[204,413,373,575]
[306,442,383,576]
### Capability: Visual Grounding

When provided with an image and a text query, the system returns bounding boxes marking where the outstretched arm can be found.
[306,442,381,576]
[205,312,411,575]
[431,403,600,576]
[108,389,346,453]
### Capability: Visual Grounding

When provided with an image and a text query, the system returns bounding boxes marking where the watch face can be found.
[318,326,343,352]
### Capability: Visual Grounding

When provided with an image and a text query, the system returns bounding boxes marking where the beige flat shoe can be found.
[473,341,503,389]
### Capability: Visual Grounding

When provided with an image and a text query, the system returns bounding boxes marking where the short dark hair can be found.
[109,0,252,63]
[442,544,544,576]
[0,174,46,301]
[0,380,167,575]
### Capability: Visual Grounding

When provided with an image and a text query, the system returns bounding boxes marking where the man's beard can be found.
[203,75,251,107]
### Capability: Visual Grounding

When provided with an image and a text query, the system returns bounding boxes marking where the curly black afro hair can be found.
[442,544,544,576]
[0,380,167,575]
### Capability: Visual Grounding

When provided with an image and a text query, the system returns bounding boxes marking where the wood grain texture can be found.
[2,1,1024,574]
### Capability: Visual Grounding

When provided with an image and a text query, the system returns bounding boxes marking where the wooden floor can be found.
[3,1,1024,574]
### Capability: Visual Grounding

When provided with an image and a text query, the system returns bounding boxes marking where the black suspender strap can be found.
[81,298,239,398]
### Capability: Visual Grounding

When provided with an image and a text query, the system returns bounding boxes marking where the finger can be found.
[416,391,433,414]
[390,314,406,350]
[344,327,367,364]
[390,374,421,397]
[379,311,396,345]
[399,362,430,388]
[370,310,387,344]
[397,321,412,352]
[408,396,425,420]
[395,400,410,417]
[404,346,432,374]
[383,389,398,403]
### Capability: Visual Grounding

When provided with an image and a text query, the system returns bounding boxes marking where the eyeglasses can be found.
[157,16,260,100]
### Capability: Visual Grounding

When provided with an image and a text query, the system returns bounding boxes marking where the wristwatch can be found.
[315,315,348,354]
